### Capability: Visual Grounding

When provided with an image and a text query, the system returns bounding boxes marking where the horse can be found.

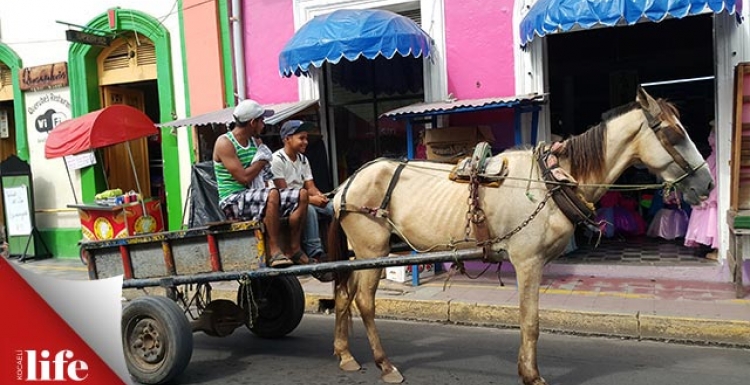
[326,87,714,385]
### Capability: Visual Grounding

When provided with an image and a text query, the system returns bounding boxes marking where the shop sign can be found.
[65,30,112,47]
[25,89,71,143]
[19,62,68,92]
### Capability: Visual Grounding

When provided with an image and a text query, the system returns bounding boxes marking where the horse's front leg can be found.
[354,268,404,383]
[515,258,548,385]
[334,278,361,372]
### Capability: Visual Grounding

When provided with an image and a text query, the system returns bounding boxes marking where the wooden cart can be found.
[81,221,483,384]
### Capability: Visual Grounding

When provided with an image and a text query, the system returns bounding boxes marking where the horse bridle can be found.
[641,108,707,185]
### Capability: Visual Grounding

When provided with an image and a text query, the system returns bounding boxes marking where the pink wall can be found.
[444,0,516,99]
[243,1,299,104]
[240,0,517,103]
[183,0,226,113]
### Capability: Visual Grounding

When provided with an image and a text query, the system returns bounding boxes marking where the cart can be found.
[81,223,484,384]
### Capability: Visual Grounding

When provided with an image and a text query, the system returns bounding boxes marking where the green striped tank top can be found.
[214,132,257,201]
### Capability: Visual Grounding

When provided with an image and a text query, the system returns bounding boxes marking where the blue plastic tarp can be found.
[520,0,741,45]
[279,9,433,77]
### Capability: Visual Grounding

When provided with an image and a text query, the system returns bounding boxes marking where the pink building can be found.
[178,0,749,285]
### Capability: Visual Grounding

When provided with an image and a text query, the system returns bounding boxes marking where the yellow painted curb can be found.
[639,315,750,345]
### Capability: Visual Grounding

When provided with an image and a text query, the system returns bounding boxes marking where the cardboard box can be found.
[424,126,495,162]
[385,263,435,283]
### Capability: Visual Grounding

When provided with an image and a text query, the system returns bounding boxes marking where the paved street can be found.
[181,314,750,385]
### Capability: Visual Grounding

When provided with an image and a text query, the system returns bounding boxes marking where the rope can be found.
[366,160,671,191]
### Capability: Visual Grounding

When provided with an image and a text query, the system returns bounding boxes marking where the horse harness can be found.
[536,141,602,234]
[641,108,707,185]
[339,159,409,219]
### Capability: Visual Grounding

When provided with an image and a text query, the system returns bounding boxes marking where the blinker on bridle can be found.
[641,108,707,186]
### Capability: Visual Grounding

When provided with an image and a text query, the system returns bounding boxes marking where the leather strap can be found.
[378,162,408,214]
[537,145,600,232]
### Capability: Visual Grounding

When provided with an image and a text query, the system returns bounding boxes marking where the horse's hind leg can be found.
[515,258,548,385]
[354,268,404,383]
[333,278,360,371]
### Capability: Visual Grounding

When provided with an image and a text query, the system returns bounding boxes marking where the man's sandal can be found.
[268,252,293,268]
[290,250,316,265]
[291,250,335,282]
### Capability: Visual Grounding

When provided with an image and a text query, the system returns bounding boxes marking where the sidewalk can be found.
[8,257,750,347]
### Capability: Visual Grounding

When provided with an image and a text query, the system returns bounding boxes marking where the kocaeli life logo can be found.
[15,349,88,382]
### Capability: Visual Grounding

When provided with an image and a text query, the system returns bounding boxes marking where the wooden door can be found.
[101,86,151,197]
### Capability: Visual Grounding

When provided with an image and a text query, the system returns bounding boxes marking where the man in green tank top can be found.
[213,99,311,268]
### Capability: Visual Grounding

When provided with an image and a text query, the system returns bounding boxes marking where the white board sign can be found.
[3,185,32,236]
[64,151,97,170]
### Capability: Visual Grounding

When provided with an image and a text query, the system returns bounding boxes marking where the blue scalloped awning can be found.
[279,9,433,77]
[520,0,741,45]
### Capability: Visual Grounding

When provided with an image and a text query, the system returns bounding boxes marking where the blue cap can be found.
[280,120,314,138]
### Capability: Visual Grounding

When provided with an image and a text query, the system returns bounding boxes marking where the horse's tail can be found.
[327,214,351,288]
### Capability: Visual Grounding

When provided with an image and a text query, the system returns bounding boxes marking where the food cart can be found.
[44,104,165,246]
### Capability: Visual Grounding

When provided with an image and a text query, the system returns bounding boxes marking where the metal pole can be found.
[119,248,486,289]
[61,157,79,204]
[96,149,110,190]
[125,141,148,215]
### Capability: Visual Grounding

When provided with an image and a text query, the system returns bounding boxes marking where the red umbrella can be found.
[45,104,157,159]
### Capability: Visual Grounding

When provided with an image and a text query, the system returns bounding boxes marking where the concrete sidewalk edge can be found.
[301,293,750,348]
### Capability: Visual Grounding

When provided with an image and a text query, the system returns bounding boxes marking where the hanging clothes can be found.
[684,125,719,249]
[647,190,689,240]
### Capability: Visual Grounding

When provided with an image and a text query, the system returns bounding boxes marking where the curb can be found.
[303,293,750,347]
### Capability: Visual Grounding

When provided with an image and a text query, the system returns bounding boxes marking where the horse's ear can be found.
[636,86,652,108]
[636,86,661,114]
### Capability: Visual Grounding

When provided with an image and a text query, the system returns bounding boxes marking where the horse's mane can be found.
[563,122,608,181]
[558,98,679,181]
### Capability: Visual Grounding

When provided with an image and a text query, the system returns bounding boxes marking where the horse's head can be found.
[633,87,714,205]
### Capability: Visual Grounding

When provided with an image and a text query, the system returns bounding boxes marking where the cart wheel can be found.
[79,247,89,266]
[238,276,305,339]
[122,296,193,384]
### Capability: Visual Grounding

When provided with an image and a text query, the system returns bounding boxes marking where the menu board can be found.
[3,185,32,236]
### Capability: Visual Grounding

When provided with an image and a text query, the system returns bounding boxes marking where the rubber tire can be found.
[121,296,193,384]
[239,276,305,339]
[79,247,89,266]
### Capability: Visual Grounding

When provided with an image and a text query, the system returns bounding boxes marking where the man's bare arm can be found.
[214,136,265,185]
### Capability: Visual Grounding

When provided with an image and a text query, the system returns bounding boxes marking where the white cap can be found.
[233,99,274,123]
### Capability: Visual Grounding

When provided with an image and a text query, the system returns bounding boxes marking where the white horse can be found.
[326,87,714,385]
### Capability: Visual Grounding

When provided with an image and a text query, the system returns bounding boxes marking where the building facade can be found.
[1,0,749,290]
[0,1,192,257]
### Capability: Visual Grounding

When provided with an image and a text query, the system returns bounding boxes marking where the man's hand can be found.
[310,194,329,207]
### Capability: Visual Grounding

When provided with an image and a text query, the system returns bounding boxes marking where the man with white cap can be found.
[213,99,311,268]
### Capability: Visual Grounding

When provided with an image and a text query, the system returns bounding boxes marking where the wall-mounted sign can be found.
[25,89,71,143]
[19,62,68,92]
[65,30,112,47]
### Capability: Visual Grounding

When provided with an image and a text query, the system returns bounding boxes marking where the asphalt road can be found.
[178,314,750,385]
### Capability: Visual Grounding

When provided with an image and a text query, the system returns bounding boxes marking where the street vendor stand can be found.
[44,105,164,242]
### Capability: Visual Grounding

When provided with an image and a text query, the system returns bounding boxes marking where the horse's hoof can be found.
[339,358,361,372]
[381,368,404,384]
[524,377,547,385]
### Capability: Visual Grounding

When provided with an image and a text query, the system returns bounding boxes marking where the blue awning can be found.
[520,0,741,45]
[279,9,433,77]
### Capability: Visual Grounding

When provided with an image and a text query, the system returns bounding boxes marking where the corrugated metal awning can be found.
[158,99,319,128]
[380,93,548,120]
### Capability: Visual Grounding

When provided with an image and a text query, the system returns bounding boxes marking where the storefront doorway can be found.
[546,15,716,262]
[97,34,164,219]
[323,54,424,182]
